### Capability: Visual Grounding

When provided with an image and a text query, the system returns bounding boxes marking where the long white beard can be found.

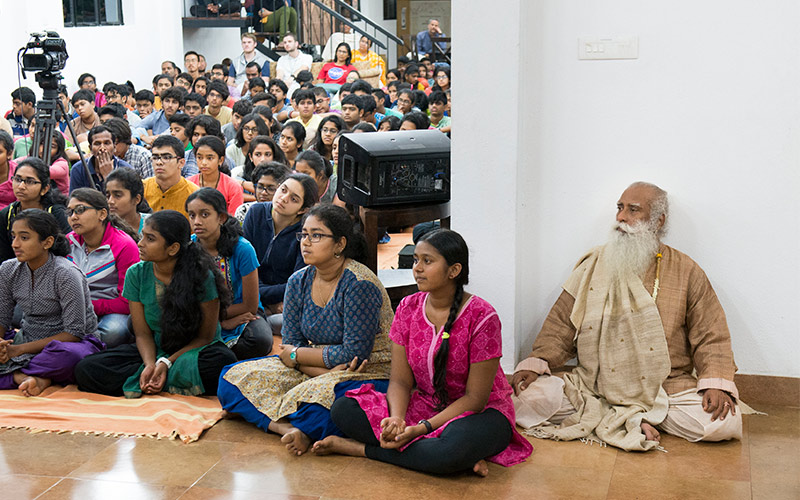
[605,221,660,280]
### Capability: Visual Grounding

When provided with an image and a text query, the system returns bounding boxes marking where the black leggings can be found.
[330,396,512,474]
[229,316,274,360]
[74,342,236,396]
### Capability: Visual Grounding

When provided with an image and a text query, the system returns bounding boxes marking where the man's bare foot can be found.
[641,422,660,442]
[312,435,367,457]
[472,460,489,477]
[281,427,311,455]
[18,375,51,397]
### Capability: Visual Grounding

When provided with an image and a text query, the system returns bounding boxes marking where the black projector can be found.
[338,130,450,207]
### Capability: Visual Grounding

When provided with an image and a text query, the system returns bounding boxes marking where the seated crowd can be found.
[0,28,742,477]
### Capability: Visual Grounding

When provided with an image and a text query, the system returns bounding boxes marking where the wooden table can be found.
[358,201,451,275]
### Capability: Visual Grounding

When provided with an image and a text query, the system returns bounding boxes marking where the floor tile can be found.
[0,430,117,476]
[611,432,749,482]
[195,439,355,496]
[608,469,751,500]
[68,437,231,487]
[462,463,613,500]
[526,436,618,470]
[36,478,186,500]
[201,416,275,444]
[322,457,471,500]
[179,487,319,500]
[746,404,800,441]
[0,474,61,500]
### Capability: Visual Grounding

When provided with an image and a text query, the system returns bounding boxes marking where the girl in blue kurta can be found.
[218,204,393,456]
[187,187,271,360]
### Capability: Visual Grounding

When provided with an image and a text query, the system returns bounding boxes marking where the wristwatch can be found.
[418,419,433,434]
[289,346,300,366]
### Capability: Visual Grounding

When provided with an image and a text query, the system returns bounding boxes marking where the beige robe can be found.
[518,244,738,398]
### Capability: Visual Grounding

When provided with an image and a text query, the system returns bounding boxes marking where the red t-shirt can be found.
[318,62,357,85]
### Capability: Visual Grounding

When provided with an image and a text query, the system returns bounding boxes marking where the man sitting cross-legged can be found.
[512,182,742,451]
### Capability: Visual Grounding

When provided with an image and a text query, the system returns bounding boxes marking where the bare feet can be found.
[17,375,51,397]
[281,427,312,455]
[472,460,489,477]
[312,435,367,457]
[641,422,661,442]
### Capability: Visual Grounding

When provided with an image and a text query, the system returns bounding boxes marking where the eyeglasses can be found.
[321,127,338,134]
[316,98,330,105]
[255,184,278,194]
[397,98,413,105]
[151,154,177,163]
[435,75,448,80]
[296,232,336,243]
[66,205,97,217]
[11,176,42,186]
[242,126,260,134]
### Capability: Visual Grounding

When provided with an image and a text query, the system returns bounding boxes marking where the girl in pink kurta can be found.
[313,229,532,475]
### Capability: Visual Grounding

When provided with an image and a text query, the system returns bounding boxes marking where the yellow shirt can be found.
[143,177,199,219]
[204,105,233,127]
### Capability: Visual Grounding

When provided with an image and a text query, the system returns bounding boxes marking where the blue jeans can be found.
[96,314,133,348]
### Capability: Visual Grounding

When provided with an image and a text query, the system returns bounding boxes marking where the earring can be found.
[334,252,342,259]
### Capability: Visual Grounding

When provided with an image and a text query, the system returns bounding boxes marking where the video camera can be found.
[20,31,68,74]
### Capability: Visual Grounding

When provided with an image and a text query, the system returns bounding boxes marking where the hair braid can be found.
[432,283,464,411]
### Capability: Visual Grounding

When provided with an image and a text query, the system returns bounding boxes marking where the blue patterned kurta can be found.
[221,259,392,421]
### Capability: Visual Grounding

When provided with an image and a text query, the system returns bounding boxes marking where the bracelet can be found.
[418,419,433,434]
[156,357,172,369]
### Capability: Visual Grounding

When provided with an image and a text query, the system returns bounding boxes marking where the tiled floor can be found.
[2,237,798,499]
[0,405,797,499]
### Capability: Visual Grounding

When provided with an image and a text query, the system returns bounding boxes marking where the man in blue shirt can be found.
[132,87,185,147]
[415,19,447,58]
[70,125,133,193]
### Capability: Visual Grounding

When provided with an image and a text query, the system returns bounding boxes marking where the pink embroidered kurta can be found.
[347,292,533,466]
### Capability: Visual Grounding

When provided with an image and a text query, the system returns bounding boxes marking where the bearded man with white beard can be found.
[510,182,742,451]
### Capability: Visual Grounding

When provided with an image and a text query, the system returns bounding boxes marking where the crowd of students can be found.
[0,32,534,476]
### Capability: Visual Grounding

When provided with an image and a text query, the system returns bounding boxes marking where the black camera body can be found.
[21,31,68,74]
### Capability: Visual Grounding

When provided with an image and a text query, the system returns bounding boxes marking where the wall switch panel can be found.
[578,36,639,60]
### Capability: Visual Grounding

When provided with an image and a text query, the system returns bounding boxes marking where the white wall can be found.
[0,0,184,100]
[454,1,800,378]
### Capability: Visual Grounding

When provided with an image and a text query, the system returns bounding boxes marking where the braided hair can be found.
[418,229,470,410]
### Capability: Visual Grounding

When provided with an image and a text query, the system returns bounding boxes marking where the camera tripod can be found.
[30,71,95,191]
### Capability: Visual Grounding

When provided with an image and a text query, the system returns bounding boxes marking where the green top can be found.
[121,260,222,398]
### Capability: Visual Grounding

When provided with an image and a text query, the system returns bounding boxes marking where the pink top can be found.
[0,160,18,209]
[347,292,533,467]
[188,172,244,215]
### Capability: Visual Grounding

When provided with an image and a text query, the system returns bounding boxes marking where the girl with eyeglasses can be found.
[188,136,244,215]
[232,135,286,203]
[225,113,270,170]
[310,115,346,163]
[241,173,318,322]
[0,157,70,262]
[105,167,152,237]
[75,210,237,397]
[316,229,533,475]
[234,162,290,224]
[218,204,392,456]
[186,188,271,360]
[65,188,140,349]
[0,209,102,397]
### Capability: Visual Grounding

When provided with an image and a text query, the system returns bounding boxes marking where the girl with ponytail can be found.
[186,188,272,360]
[75,209,237,398]
[65,188,140,348]
[0,209,102,397]
[319,229,533,475]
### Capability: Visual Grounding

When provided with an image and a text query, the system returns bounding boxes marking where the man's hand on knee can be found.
[511,370,538,396]
[702,389,736,421]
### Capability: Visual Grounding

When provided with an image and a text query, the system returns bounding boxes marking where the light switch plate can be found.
[578,36,639,60]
